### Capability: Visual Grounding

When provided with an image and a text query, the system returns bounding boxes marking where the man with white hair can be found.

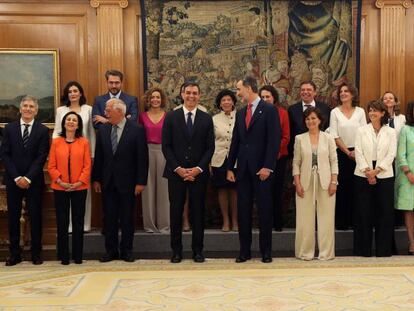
[92,98,148,263]
[0,96,49,266]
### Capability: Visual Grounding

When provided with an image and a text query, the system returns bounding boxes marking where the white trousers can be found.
[295,167,336,260]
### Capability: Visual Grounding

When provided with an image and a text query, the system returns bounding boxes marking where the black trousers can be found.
[272,155,288,229]
[102,184,136,256]
[168,178,207,254]
[237,170,273,258]
[353,176,395,257]
[335,149,356,229]
[54,190,87,261]
[6,181,43,256]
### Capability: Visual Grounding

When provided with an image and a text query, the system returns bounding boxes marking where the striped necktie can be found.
[22,124,30,148]
[111,125,118,154]
[245,103,252,129]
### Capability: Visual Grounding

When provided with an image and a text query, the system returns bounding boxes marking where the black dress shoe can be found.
[170,253,182,263]
[193,253,205,263]
[61,259,70,265]
[32,255,43,265]
[74,259,83,264]
[99,253,119,263]
[235,255,251,263]
[121,253,135,263]
[5,256,22,266]
[261,255,272,263]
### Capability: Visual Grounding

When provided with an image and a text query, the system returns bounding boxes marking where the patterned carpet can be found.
[1,257,414,310]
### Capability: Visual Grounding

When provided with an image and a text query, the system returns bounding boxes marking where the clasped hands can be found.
[15,177,30,189]
[58,180,83,192]
[176,167,200,181]
[364,168,378,185]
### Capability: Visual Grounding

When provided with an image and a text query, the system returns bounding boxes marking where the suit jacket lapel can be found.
[178,108,191,141]
[14,122,25,148]
[24,120,39,149]
[115,120,130,155]
[248,100,264,130]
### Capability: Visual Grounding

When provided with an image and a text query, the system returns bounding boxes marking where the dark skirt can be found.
[211,158,236,189]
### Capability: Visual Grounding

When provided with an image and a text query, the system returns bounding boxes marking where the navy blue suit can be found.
[0,120,49,257]
[92,92,138,129]
[162,108,214,255]
[287,101,331,156]
[228,99,281,258]
[92,120,148,256]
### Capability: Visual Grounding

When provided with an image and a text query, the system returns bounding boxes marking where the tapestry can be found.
[143,0,361,112]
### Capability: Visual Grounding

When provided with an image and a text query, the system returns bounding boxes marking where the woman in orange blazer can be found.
[48,111,91,265]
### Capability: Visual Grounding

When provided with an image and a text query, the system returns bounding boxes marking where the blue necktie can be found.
[186,112,193,135]
[111,125,118,154]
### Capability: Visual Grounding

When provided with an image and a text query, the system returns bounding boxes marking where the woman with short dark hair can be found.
[293,107,338,260]
[211,89,238,231]
[353,100,397,257]
[48,111,91,265]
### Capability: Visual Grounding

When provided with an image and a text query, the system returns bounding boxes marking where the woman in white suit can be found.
[211,89,237,231]
[293,107,338,260]
[53,81,95,231]
[354,100,397,257]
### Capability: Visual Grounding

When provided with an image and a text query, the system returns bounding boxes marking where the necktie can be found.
[111,125,118,154]
[22,124,30,148]
[389,118,395,128]
[186,112,193,135]
[245,103,253,129]
[304,104,311,111]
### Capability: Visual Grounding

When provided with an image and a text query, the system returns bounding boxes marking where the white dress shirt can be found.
[329,106,367,147]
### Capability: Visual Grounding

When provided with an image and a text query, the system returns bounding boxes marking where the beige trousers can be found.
[142,144,170,233]
[295,167,336,260]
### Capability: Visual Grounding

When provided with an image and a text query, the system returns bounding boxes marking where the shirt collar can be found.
[302,100,316,108]
[250,96,261,109]
[115,117,127,130]
[20,118,34,126]
[183,105,197,117]
[110,91,122,99]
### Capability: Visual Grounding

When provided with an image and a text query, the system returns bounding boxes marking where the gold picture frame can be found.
[0,48,60,128]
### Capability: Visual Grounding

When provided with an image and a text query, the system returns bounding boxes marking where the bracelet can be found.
[404,170,411,175]
[330,181,338,185]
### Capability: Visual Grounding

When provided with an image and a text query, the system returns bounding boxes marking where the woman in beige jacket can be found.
[293,107,338,260]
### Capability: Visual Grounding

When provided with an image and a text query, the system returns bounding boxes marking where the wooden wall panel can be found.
[359,1,381,108]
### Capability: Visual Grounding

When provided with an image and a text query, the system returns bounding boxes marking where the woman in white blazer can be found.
[293,107,338,260]
[382,91,406,136]
[354,100,397,257]
[211,89,237,231]
[53,81,96,232]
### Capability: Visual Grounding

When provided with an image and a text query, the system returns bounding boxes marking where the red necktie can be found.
[245,103,253,129]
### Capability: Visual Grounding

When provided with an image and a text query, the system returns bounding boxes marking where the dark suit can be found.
[92,92,138,129]
[287,101,331,156]
[92,119,148,256]
[228,99,281,258]
[0,120,49,257]
[162,108,214,255]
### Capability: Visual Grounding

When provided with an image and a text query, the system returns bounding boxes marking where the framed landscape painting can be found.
[0,49,60,127]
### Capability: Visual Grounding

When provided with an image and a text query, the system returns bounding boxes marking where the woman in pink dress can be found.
[139,87,169,233]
